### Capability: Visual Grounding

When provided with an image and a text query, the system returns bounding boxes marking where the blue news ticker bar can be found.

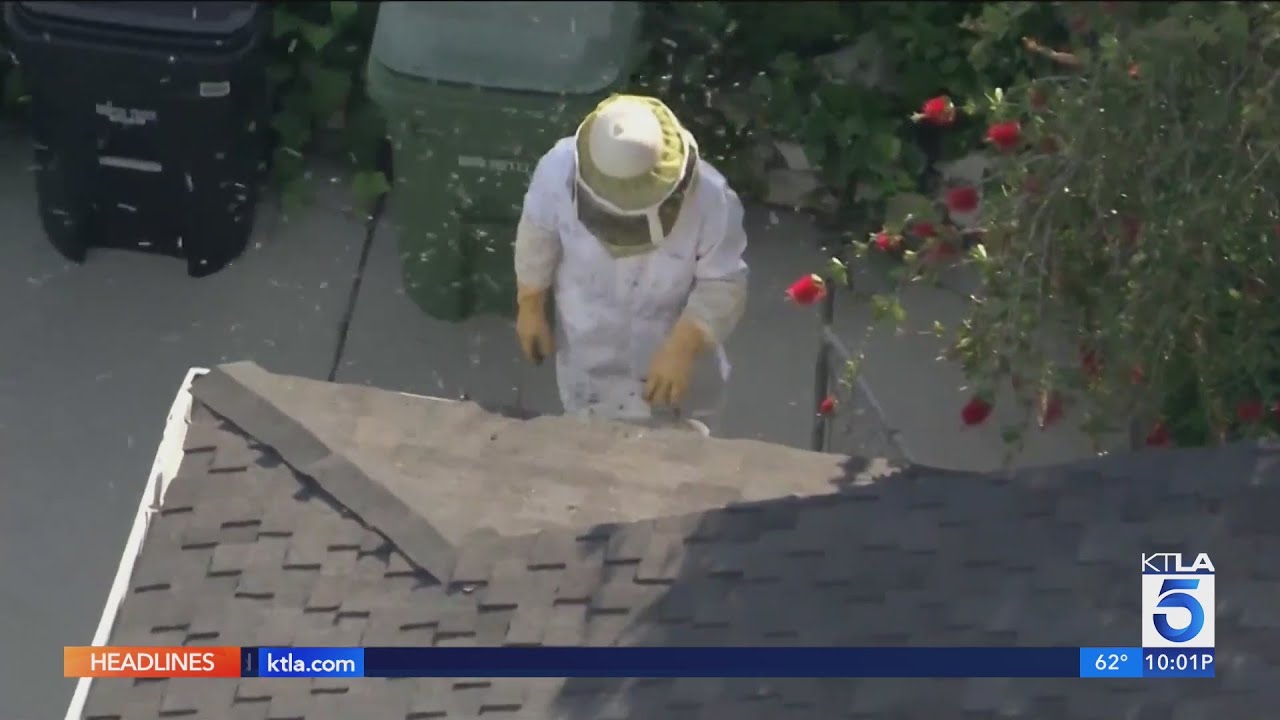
[243,647,1117,678]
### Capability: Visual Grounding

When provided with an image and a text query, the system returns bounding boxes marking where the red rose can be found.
[818,395,837,416]
[1030,87,1048,110]
[911,222,937,239]
[1121,216,1143,244]
[1080,348,1102,380]
[1130,365,1146,385]
[923,241,959,265]
[1038,390,1064,429]
[961,396,993,426]
[785,274,826,306]
[1128,64,1141,79]
[1145,421,1170,447]
[944,187,980,214]
[1237,400,1265,424]
[918,96,955,126]
[985,121,1022,152]
[1022,175,1044,196]
[873,231,902,253]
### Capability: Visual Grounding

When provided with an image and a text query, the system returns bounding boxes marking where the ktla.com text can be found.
[64,646,241,678]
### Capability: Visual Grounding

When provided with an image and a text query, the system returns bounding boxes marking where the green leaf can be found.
[771,52,802,79]
[749,74,771,99]
[834,117,858,149]
[889,298,907,324]
[329,0,359,26]
[304,63,353,118]
[300,21,336,52]
[872,134,901,162]
[266,62,294,86]
[842,113,867,138]
[280,177,309,212]
[840,357,862,386]
[1217,5,1250,46]
[884,192,938,226]
[803,140,827,169]
[280,87,312,117]
[352,170,392,212]
[870,294,906,326]
[3,67,28,107]
[271,7,305,38]
[342,101,388,170]
[272,146,308,187]
[827,257,849,286]
[1189,19,1220,46]
[271,110,312,149]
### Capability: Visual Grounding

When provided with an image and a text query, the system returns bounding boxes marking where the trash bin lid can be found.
[17,1,259,37]
[370,1,640,95]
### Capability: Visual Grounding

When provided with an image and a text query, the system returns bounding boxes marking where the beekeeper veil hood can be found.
[573,94,698,258]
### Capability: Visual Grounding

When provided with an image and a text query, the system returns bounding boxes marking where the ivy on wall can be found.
[266,1,390,214]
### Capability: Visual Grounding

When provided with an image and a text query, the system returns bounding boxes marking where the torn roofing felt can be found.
[189,362,896,580]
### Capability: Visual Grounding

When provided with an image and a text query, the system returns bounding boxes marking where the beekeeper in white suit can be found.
[513,94,748,433]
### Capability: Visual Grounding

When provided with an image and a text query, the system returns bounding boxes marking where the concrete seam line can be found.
[853,373,915,460]
[63,367,208,720]
[820,325,915,461]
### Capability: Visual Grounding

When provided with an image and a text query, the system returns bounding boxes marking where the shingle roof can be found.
[80,361,1280,719]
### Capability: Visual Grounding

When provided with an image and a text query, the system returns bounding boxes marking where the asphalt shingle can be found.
[74,362,1280,720]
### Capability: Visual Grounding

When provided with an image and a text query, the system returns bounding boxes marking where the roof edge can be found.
[189,362,457,580]
[65,366,208,720]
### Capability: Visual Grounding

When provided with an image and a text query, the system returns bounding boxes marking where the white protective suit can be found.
[513,100,748,432]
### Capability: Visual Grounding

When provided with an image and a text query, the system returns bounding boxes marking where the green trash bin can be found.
[365,1,643,322]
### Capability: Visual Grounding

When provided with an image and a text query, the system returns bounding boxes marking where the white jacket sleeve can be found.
[683,185,749,344]
[514,218,560,291]
[514,148,564,291]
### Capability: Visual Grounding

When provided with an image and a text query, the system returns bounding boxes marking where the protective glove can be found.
[644,316,710,408]
[515,284,554,365]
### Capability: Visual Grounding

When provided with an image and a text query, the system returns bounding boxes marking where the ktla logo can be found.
[1142,552,1215,648]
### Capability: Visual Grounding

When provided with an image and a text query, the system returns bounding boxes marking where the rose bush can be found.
[801,1,1280,450]
[632,2,1063,235]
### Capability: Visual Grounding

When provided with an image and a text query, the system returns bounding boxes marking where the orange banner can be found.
[64,646,241,678]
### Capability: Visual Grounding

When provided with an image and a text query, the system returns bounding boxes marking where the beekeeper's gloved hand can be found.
[644,316,709,408]
[515,284,554,365]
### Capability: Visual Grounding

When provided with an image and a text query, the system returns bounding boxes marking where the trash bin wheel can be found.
[33,154,91,263]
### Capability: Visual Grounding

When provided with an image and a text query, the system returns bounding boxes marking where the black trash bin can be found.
[4,1,270,277]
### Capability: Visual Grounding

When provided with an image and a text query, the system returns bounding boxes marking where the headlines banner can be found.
[64,646,1214,679]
